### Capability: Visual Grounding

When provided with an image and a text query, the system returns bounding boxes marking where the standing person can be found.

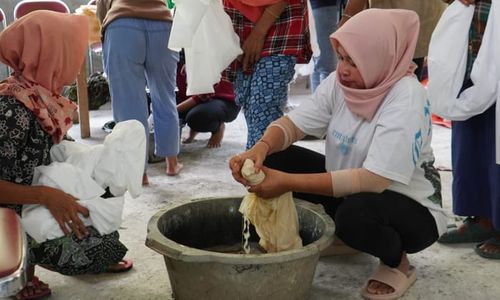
[0,11,132,300]
[223,0,312,149]
[338,0,446,81]
[96,0,182,180]
[176,56,240,148]
[229,9,446,299]
[437,0,500,259]
[309,0,339,92]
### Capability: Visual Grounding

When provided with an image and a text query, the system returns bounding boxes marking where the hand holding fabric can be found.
[246,166,291,199]
[38,186,90,239]
[229,142,269,185]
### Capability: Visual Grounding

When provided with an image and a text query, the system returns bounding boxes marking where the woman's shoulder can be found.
[387,76,426,101]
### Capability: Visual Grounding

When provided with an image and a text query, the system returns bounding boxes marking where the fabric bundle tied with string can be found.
[239,159,302,253]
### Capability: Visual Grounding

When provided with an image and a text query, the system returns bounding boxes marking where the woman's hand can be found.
[241,29,266,71]
[247,166,292,198]
[38,186,90,240]
[229,142,269,185]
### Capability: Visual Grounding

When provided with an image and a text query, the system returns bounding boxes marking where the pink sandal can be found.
[361,264,416,300]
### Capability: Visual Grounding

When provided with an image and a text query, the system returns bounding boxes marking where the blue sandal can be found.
[438,217,496,244]
[475,237,500,259]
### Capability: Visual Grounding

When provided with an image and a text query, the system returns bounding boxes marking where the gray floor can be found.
[35,79,500,300]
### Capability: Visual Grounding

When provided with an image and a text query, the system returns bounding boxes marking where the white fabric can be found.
[22,120,145,243]
[168,0,242,95]
[239,159,302,252]
[93,120,146,197]
[50,141,105,178]
[428,1,500,164]
[427,1,474,119]
[23,164,125,242]
[288,73,448,235]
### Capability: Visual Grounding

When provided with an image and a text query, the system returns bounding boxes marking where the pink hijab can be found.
[330,9,419,121]
[228,0,282,23]
[0,11,88,143]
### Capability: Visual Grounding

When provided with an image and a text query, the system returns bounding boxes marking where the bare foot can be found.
[142,173,149,186]
[166,156,183,176]
[207,123,225,148]
[366,253,411,295]
[182,128,198,144]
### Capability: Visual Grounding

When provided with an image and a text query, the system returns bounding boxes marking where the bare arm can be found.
[0,180,90,239]
[249,167,392,198]
[241,1,288,71]
[177,97,198,113]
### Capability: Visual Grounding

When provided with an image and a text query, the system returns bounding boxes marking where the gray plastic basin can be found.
[146,197,335,300]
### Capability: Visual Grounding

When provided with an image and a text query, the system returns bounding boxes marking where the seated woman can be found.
[0,11,132,300]
[229,9,447,300]
[176,53,240,148]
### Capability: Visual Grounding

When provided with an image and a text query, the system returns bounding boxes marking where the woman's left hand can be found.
[241,29,266,71]
[247,166,292,199]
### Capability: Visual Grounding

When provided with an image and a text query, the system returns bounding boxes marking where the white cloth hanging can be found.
[427,1,500,164]
[168,0,242,95]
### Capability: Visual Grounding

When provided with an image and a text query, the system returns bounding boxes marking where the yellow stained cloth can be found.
[76,5,101,45]
[239,159,302,253]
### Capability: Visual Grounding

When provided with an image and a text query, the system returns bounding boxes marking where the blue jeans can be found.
[310,5,338,92]
[103,18,179,160]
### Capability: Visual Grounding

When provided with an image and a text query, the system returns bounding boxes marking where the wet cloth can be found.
[168,0,242,95]
[22,120,146,243]
[239,159,302,252]
[0,95,127,275]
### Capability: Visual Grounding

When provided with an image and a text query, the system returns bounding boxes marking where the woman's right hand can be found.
[37,186,90,240]
[229,142,269,186]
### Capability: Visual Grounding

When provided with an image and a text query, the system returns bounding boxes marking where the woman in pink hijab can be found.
[230,9,446,300]
[0,11,132,300]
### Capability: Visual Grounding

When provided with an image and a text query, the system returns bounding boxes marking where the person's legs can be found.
[143,20,181,175]
[310,5,338,92]
[103,18,149,173]
[184,99,240,147]
[335,190,438,296]
[237,55,296,149]
[185,99,239,133]
[335,190,438,266]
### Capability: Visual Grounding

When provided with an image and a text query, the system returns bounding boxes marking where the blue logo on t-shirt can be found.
[332,129,356,155]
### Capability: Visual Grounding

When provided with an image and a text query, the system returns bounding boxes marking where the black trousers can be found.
[179,99,240,133]
[265,145,439,267]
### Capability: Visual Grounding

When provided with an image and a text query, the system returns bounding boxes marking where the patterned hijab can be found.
[330,9,419,121]
[0,11,88,143]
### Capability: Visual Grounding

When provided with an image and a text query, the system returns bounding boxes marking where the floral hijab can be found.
[0,11,88,143]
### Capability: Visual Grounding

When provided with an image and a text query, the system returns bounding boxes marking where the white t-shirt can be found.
[288,73,447,235]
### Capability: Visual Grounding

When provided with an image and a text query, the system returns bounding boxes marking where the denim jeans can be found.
[103,18,179,159]
[310,5,339,92]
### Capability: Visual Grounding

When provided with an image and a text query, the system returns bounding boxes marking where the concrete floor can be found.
[34,79,500,300]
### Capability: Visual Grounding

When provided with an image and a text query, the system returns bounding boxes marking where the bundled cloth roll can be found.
[239,159,302,253]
